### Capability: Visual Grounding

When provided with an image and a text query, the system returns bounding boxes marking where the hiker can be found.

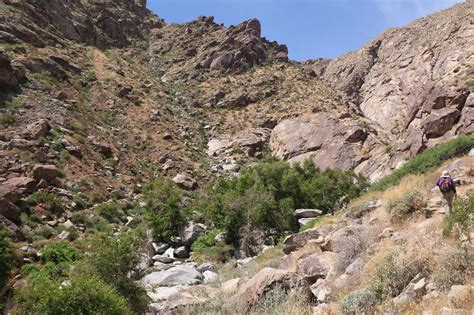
[436,170,457,214]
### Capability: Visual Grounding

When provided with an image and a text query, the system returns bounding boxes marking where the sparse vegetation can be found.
[339,289,377,315]
[0,112,16,126]
[371,252,423,301]
[432,249,473,289]
[0,229,12,289]
[27,190,64,214]
[372,135,474,191]
[387,190,427,221]
[94,202,126,223]
[443,189,473,239]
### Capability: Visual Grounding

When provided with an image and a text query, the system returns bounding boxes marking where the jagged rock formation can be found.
[301,3,473,178]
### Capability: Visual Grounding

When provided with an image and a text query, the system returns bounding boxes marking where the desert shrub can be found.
[14,274,132,315]
[387,190,426,221]
[77,230,149,313]
[372,135,474,191]
[94,202,126,223]
[0,112,16,126]
[72,193,90,210]
[0,229,12,288]
[443,189,474,239]
[371,253,422,301]
[41,241,81,264]
[339,289,378,315]
[192,229,232,262]
[33,225,55,240]
[143,178,184,239]
[69,211,91,225]
[432,249,473,289]
[27,190,63,214]
[193,158,367,250]
[255,286,312,315]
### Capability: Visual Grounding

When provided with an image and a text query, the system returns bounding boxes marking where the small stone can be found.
[58,230,71,240]
[162,132,173,140]
[152,254,175,264]
[203,270,219,284]
[379,227,394,238]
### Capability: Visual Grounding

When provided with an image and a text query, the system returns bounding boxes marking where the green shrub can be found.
[339,289,378,314]
[70,211,91,225]
[372,135,474,191]
[27,190,63,214]
[94,202,125,223]
[42,241,81,264]
[192,158,367,250]
[33,225,55,240]
[387,190,427,221]
[0,229,12,288]
[143,179,184,239]
[371,253,422,301]
[443,190,474,239]
[192,229,232,262]
[77,230,149,313]
[0,112,16,126]
[14,274,132,315]
[432,250,473,289]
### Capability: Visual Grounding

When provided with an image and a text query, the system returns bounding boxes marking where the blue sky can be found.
[147,0,464,61]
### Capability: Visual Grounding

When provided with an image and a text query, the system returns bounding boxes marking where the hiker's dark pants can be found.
[442,191,455,214]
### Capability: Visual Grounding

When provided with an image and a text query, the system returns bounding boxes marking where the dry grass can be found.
[216,245,284,282]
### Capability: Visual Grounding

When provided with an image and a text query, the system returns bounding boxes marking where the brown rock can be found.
[32,164,60,182]
[423,108,461,138]
[282,228,320,255]
[0,177,36,203]
[0,215,24,242]
[297,251,337,284]
[173,174,197,190]
[0,50,25,90]
[22,119,51,140]
[448,285,473,309]
[231,268,310,309]
[0,199,20,223]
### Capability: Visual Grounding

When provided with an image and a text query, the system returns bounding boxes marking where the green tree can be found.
[143,179,183,239]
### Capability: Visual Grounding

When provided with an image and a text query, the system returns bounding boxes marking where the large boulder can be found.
[22,119,51,140]
[231,268,311,309]
[0,50,25,90]
[270,113,368,172]
[296,251,338,284]
[179,222,207,246]
[173,174,197,190]
[0,177,36,203]
[282,228,321,255]
[423,108,461,138]
[32,164,60,182]
[0,199,20,223]
[448,285,473,309]
[294,209,323,218]
[140,265,203,288]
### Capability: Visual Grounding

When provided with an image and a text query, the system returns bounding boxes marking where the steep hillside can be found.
[0,0,473,313]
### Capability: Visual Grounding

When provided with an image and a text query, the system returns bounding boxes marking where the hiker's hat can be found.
[442,170,450,177]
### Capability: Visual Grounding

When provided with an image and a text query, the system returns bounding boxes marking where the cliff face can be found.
[299,1,473,178]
